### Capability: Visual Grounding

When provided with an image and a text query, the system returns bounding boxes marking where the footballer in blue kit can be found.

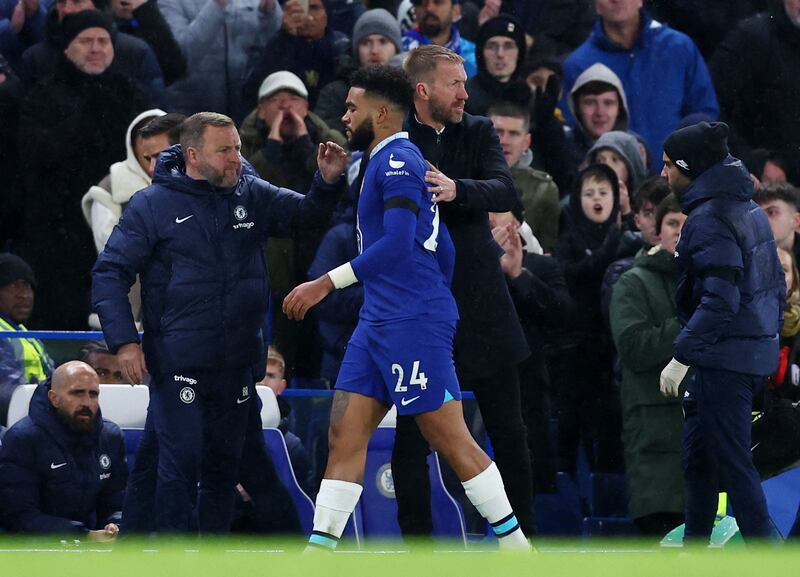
[335,129,462,416]
[284,64,529,552]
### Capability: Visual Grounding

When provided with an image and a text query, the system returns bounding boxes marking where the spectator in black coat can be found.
[108,0,186,86]
[709,0,800,171]
[242,0,350,110]
[16,10,149,330]
[19,1,164,103]
[491,207,574,494]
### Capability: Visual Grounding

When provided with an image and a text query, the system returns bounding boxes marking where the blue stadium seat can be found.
[534,472,583,536]
[359,409,466,542]
[762,465,800,538]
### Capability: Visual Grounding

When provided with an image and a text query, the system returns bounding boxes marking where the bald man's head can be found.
[49,361,100,432]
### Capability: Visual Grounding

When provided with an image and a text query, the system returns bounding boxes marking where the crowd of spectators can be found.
[1,0,800,538]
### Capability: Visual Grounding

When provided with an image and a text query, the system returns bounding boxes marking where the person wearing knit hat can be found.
[61,10,115,75]
[0,253,53,426]
[659,120,785,544]
[464,14,529,116]
[352,8,402,65]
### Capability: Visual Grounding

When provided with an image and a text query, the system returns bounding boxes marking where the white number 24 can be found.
[392,360,428,393]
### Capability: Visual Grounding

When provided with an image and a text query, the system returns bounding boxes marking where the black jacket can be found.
[406,112,529,378]
[116,0,187,86]
[19,7,165,104]
[709,0,800,159]
[17,55,150,329]
[0,384,127,533]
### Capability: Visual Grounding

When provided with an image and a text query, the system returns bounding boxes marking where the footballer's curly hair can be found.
[349,65,415,114]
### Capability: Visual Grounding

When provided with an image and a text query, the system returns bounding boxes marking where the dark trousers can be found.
[123,383,299,534]
[682,368,774,541]
[150,368,253,533]
[391,364,535,536]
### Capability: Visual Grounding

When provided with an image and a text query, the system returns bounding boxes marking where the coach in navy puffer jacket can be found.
[0,382,126,534]
[93,143,341,376]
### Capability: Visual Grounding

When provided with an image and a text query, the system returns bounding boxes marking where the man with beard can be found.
[402,0,477,77]
[283,64,529,551]
[92,112,347,533]
[0,361,126,539]
[390,44,536,541]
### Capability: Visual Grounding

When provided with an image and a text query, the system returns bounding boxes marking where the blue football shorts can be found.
[335,318,462,415]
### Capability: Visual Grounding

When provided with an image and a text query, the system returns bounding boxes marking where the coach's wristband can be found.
[327,262,358,289]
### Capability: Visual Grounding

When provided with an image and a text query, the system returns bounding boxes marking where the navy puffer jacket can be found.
[674,155,784,375]
[0,384,126,533]
[92,145,341,375]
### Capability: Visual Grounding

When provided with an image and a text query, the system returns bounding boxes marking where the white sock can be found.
[462,462,529,549]
[307,479,363,550]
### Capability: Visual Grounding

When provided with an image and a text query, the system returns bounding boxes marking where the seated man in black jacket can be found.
[0,361,127,540]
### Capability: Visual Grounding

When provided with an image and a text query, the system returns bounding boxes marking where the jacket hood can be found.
[568,63,629,134]
[152,144,257,196]
[107,109,166,205]
[678,155,754,213]
[587,130,648,192]
[569,163,621,247]
[28,382,103,448]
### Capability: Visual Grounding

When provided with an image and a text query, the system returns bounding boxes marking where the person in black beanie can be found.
[464,14,530,116]
[660,121,785,544]
[16,10,149,330]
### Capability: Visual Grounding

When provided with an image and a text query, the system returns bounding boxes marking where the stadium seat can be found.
[358,408,467,542]
[5,384,36,427]
[534,472,583,536]
[762,465,800,538]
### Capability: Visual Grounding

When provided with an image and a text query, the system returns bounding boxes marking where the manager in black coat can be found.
[391,45,534,538]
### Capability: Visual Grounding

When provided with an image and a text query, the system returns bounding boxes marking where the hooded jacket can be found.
[561,11,719,173]
[0,383,126,533]
[609,245,686,519]
[586,130,648,194]
[92,145,341,375]
[566,62,629,162]
[160,0,281,118]
[674,155,784,375]
[82,109,167,254]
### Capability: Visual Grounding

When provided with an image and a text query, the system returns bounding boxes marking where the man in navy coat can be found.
[0,361,126,539]
[659,121,784,543]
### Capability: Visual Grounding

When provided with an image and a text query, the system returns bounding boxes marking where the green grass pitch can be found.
[1,537,798,577]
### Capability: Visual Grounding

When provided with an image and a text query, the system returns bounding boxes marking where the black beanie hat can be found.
[60,10,115,50]
[477,14,526,62]
[663,121,730,179]
[0,253,36,289]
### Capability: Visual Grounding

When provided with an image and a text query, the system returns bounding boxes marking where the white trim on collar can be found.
[369,132,410,159]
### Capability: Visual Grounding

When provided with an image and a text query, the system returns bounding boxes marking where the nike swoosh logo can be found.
[50,462,67,469]
[175,215,194,224]
[400,396,420,406]
[236,396,249,404]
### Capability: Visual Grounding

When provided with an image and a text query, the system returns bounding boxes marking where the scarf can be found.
[782,302,800,338]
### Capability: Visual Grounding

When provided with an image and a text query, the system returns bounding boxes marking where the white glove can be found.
[660,358,689,398]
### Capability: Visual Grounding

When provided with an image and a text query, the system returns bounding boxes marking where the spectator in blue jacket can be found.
[92,112,347,534]
[402,0,477,77]
[0,361,127,539]
[659,121,785,543]
[561,0,719,174]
